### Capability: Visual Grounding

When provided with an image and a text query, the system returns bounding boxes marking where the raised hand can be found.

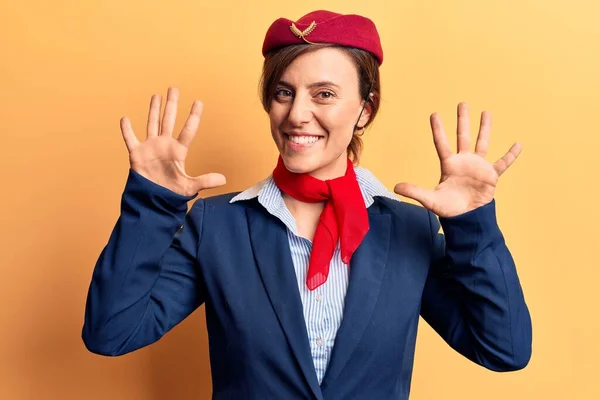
[120,87,226,197]
[394,102,521,218]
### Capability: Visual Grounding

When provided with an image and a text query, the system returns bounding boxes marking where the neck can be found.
[307,153,350,181]
[283,193,326,214]
[274,153,356,239]
[282,194,325,241]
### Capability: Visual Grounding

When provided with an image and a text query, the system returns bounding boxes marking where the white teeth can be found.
[288,135,321,144]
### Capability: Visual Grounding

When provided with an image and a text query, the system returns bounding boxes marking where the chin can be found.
[274,134,348,179]
[279,151,348,181]
[279,152,322,175]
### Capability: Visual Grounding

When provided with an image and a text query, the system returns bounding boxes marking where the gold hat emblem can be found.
[290,21,317,44]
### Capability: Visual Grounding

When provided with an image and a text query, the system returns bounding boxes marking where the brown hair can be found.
[259,43,381,164]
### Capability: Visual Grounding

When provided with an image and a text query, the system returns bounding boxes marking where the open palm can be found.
[120,87,226,197]
[394,103,521,218]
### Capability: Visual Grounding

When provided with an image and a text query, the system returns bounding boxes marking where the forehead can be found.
[280,47,358,88]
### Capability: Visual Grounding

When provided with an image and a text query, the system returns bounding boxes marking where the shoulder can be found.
[203,191,242,206]
[374,196,438,236]
[190,191,261,216]
[353,165,436,232]
[185,192,263,242]
[375,196,430,221]
[372,197,439,254]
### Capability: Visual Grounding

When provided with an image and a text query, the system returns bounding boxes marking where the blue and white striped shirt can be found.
[230,166,400,383]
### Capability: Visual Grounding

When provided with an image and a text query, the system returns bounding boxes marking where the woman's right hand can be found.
[120,87,227,197]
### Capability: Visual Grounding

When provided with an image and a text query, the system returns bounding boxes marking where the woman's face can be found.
[268,48,371,180]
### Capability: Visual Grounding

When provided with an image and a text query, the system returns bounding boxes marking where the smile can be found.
[286,134,323,145]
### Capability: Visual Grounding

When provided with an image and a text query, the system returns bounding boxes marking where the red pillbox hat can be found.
[262,10,384,65]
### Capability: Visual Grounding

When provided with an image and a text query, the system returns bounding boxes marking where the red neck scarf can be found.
[272,156,369,290]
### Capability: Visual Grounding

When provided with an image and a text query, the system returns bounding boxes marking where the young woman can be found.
[82,10,532,399]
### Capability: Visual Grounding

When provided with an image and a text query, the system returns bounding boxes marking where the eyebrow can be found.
[278,80,341,90]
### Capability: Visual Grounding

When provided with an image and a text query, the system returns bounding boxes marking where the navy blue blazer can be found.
[82,170,532,399]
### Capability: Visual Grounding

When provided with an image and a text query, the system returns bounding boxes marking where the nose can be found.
[287,92,313,127]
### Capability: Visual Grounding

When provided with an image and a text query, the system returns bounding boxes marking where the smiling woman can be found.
[260,43,381,175]
[82,9,532,400]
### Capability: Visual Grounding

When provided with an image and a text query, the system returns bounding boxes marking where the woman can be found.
[82,10,532,399]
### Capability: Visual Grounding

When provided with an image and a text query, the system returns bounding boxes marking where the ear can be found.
[356,94,373,129]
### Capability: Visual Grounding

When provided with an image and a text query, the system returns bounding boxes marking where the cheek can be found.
[269,102,290,125]
[268,105,285,136]
[317,105,357,144]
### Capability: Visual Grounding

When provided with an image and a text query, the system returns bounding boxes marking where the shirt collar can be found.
[229,166,400,208]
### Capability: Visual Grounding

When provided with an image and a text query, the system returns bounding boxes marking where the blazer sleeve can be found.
[82,169,207,356]
[419,199,532,371]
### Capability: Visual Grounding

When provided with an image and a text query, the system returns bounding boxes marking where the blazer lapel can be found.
[246,205,323,400]
[320,203,391,388]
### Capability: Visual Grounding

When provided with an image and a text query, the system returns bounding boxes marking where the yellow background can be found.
[1,0,598,399]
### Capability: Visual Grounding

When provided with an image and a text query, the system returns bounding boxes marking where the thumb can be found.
[192,173,227,193]
[393,183,433,209]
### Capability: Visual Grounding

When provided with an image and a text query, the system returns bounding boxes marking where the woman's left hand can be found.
[394,102,522,218]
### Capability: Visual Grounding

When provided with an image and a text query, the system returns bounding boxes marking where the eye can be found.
[274,88,293,99]
[317,91,335,99]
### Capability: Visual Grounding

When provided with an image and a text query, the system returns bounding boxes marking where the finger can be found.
[394,182,434,210]
[147,93,162,138]
[161,87,179,137]
[120,117,139,152]
[475,110,492,156]
[493,142,522,176]
[430,113,452,161]
[457,102,471,153]
[178,100,203,148]
[192,173,227,192]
